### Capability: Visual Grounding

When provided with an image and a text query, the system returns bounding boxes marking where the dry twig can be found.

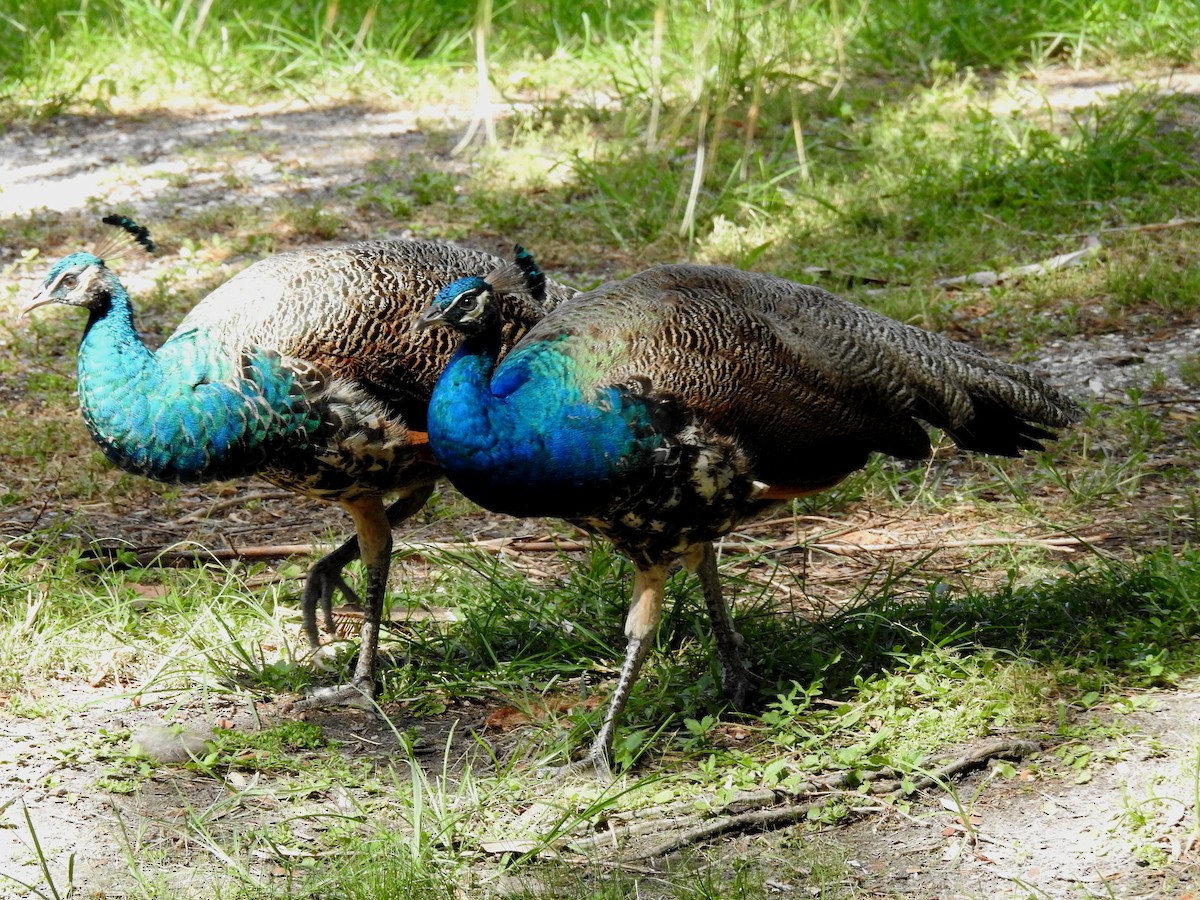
[20,531,1106,569]
[580,738,1040,861]
[174,491,295,524]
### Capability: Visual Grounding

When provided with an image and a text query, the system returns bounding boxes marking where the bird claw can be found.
[288,678,377,713]
[535,751,614,783]
[301,556,363,648]
[722,662,756,712]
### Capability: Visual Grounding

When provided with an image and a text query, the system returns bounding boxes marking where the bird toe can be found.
[288,678,377,714]
[535,751,614,783]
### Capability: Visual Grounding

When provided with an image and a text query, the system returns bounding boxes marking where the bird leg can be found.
[292,494,398,710]
[684,542,752,709]
[546,565,666,781]
[300,483,436,649]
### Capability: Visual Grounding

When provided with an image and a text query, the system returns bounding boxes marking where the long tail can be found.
[915,350,1082,456]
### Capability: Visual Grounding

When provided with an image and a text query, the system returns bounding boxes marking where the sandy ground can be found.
[3,70,1200,898]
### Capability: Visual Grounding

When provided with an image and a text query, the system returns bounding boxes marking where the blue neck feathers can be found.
[74,280,315,482]
[427,331,663,519]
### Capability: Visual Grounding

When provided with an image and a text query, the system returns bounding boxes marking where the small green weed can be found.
[276,201,345,241]
[1179,353,1200,388]
[192,721,337,776]
[1105,250,1200,313]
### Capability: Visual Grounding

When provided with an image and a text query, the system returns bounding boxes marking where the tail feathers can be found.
[913,354,1082,457]
[942,404,1061,456]
[811,298,1080,459]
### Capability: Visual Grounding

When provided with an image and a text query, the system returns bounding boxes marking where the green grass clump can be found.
[366,547,627,713]
[1105,248,1200,314]
[852,0,1200,71]
[4,0,1198,119]
[749,548,1200,700]
[201,540,1200,778]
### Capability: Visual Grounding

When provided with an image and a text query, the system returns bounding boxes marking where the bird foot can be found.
[536,756,614,783]
[306,642,351,674]
[301,556,363,648]
[535,748,614,783]
[287,678,376,713]
[722,662,755,712]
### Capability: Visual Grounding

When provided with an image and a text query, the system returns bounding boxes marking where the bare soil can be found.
[2,74,1200,899]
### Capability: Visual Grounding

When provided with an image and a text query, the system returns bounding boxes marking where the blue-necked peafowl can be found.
[24,217,573,709]
[417,248,1082,777]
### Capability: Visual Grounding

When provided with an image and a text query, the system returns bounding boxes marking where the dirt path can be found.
[3,82,1200,898]
[3,679,1197,897]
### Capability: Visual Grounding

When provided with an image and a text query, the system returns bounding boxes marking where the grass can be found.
[3,0,1200,896]
[5,532,1200,896]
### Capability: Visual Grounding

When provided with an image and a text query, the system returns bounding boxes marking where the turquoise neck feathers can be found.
[50,256,318,483]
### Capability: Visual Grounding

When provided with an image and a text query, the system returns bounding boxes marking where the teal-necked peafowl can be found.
[25,217,573,709]
[418,248,1082,777]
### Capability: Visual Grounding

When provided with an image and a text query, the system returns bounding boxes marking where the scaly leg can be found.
[293,494,399,710]
[301,484,437,648]
[684,542,752,708]
[549,565,667,781]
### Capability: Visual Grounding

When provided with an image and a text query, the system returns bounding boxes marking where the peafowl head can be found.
[25,252,118,314]
[24,215,156,315]
[417,245,544,336]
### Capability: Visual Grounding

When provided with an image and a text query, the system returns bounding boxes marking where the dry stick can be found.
[1066,216,1200,240]
[919,217,1200,289]
[1137,397,1200,407]
[351,0,377,54]
[174,491,296,524]
[645,1,666,150]
[736,512,873,534]
[452,0,496,154]
[679,93,709,241]
[604,738,1040,862]
[58,531,1105,569]
[932,235,1102,290]
[979,213,1200,243]
[738,76,763,181]
[856,233,1103,294]
[925,218,1200,290]
[804,533,1107,556]
[790,89,811,184]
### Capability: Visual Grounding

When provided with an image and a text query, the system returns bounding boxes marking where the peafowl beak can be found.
[22,287,56,316]
[413,305,446,332]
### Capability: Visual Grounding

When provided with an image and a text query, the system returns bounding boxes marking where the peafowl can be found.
[417,248,1083,777]
[24,217,575,709]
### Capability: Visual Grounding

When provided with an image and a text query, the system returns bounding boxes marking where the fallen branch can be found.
[984,215,1200,241]
[802,228,1110,293]
[17,531,1106,569]
[1073,216,1200,239]
[173,491,296,524]
[804,533,1107,556]
[599,738,1040,862]
[1137,396,1200,407]
[932,236,1102,290]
